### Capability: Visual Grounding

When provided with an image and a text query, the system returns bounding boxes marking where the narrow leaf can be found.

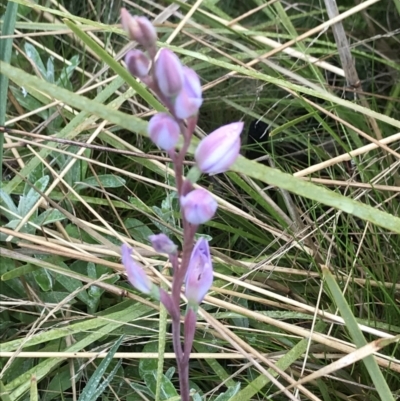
[32,209,66,226]
[323,267,395,401]
[32,268,53,291]
[0,1,18,180]
[18,175,49,217]
[76,174,126,190]
[215,383,241,401]
[78,336,124,401]
[24,42,47,79]
[30,375,38,401]
[0,189,18,220]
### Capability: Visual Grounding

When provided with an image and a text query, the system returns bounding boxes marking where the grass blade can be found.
[323,267,396,401]
[78,336,124,401]
[155,276,169,401]
[0,1,18,180]
[29,375,38,401]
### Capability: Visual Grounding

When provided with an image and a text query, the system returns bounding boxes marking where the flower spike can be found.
[120,12,247,400]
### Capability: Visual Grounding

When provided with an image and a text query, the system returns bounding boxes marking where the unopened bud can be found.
[154,49,184,97]
[180,189,217,225]
[147,113,180,151]
[185,238,213,305]
[121,8,157,49]
[149,233,177,254]
[195,122,243,174]
[121,244,154,294]
[125,49,150,78]
[174,67,203,119]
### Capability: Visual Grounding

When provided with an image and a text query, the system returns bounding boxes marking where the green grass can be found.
[1,1,400,400]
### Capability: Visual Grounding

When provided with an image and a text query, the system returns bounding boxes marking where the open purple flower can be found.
[185,238,213,306]
[195,122,243,174]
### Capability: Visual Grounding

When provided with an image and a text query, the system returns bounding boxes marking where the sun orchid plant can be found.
[120,8,244,401]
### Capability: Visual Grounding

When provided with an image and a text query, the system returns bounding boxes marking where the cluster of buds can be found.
[119,8,243,401]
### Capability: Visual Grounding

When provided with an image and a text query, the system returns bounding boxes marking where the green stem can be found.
[155,268,169,401]
[0,1,18,182]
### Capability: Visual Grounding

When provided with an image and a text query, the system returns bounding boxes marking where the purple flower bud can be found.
[121,243,153,294]
[185,238,213,305]
[154,49,184,97]
[149,233,177,254]
[180,189,217,225]
[147,113,180,151]
[174,67,203,119]
[125,49,150,78]
[121,8,157,49]
[195,122,243,175]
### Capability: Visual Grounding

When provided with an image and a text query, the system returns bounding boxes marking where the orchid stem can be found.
[171,315,190,401]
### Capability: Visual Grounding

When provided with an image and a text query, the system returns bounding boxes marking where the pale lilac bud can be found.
[125,49,150,78]
[154,49,184,97]
[121,244,153,294]
[195,122,243,175]
[149,233,177,254]
[121,8,157,49]
[180,189,217,225]
[185,238,213,305]
[147,113,180,151]
[174,67,203,119]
